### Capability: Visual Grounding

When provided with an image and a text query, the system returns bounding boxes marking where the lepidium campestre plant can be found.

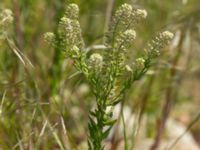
[45,3,174,150]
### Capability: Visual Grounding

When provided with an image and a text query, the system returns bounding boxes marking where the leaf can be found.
[88,139,93,150]
[89,110,97,118]
[103,126,113,139]
[103,119,116,126]
[107,99,121,106]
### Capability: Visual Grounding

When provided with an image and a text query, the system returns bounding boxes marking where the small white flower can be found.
[89,53,103,71]
[124,29,136,40]
[125,65,133,72]
[71,45,79,53]
[0,9,13,27]
[65,3,79,19]
[135,9,147,19]
[2,9,12,16]
[44,32,55,44]
[59,17,71,27]
[117,29,136,46]
[68,4,79,13]
[135,58,145,69]
[114,3,133,24]
[119,3,133,15]
[161,31,174,41]
[89,53,103,63]
[146,31,174,57]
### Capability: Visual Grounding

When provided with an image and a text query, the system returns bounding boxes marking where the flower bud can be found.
[135,58,145,69]
[65,3,79,20]
[125,65,133,72]
[117,3,133,17]
[117,29,136,48]
[145,31,174,57]
[59,17,72,28]
[135,9,147,19]
[113,3,133,27]
[71,45,79,53]
[123,29,136,42]
[44,32,55,44]
[89,53,103,71]
[0,9,13,27]
[160,31,174,43]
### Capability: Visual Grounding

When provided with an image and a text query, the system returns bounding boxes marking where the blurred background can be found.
[0,0,200,149]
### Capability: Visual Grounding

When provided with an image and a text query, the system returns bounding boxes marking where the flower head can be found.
[135,58,145,69]
[71,45,80,53]
[58,16,84,49]
[113,3,133,27]
[107,4,147,46]
[123,29,136,42]
[125,65,133,72]
[69,45,81,58]
[145,30,174,57]
[116,29,136,50]
[160,31,174,43]
[0,9,13,28]
[135,9,147,19]
[65,3,79,20]
[44,32,55,44]
[89,53,103,71]
[59,17,72,30]
[116,3,133,17]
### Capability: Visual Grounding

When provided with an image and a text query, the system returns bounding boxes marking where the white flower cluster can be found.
[59,17,73,41]
[160,31,174,43]
[57,16,84,58]
[114,3,133,27]
[125,65,133,72]
[113,4,147,28]
[89,53,103,71]
[70,45,80,58]
[146,30,174,57]
[71,45,80,53]
[125,57,145,72]
[135,58,145,69]
[65,3,79,20]
[0,9,13,29]
[104,3,148,74]
[45,3,84,60]
[57,3,84,51]
[44,32,55,45]
[107,3,148,49]
[121,29,136,44]
[133,9,148,20]
[59,17,72,29]
[112,3,148,31]
[116,29,136,53]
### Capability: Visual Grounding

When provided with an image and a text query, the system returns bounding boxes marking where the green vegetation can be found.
[0,0,200,150]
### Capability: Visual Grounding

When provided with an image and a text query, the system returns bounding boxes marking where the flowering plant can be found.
[45,3,173,150]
